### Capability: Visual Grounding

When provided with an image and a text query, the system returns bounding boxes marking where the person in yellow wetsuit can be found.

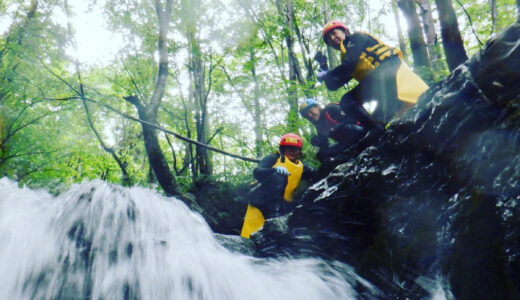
[240,133,316,238]
[316,20,429,126]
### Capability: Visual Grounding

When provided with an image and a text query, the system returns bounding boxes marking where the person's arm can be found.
[323,33,371,90]
[311,134,330,149]
[302,164,318,181]
[314,51,329,71]
[319,68,348,91]
[320,105,348,138]
[324,104,346,123]
[252,154,278,181]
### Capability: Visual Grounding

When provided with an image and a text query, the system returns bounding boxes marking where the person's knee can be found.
[340,93,358,113]
[326,143,347,156]
[270,172,288,194]
[344,124,367,141]
[316,148,330,162]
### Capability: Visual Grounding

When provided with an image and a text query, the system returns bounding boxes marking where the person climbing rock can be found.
[299,98,367,162]
[240,133,316,239]
[316,20,429,127]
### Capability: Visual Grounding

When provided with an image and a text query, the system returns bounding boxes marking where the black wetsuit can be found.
[311,103,367,161]
[249,153,315,218]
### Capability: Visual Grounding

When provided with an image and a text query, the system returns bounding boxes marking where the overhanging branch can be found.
[47,96,260,163]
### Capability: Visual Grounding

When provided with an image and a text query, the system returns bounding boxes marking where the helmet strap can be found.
[279,147,286,163]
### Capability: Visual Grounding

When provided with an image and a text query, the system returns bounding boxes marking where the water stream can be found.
[0,178,365,300]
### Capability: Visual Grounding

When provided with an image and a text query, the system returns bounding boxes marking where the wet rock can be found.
[257,21,520,299]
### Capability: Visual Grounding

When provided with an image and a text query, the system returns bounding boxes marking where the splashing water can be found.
[0,178,358,300]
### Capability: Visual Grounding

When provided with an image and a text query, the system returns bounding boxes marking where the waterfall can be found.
[0,178,362,300]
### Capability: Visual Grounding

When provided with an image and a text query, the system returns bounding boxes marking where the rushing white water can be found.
[0,178,360,300]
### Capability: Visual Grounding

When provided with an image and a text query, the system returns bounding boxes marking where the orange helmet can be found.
[322,21,349,44]
[279,133,303,148]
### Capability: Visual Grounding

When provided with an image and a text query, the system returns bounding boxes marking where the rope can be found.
[50,96,261,164]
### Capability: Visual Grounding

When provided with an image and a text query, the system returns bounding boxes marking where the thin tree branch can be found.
[39,58,81,95]
[207,127,223,144]
[0,149,61,165]
[454,0,484,46]
[164,132,179,174]
[2,107,67,148]
[220,65,254,117]
[47,96,260,163]
[122,58,146,101]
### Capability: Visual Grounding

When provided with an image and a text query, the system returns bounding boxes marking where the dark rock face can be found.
[256,22,520,299]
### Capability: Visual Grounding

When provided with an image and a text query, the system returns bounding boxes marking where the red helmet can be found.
[279,133,303,149]
[322,21,349,44]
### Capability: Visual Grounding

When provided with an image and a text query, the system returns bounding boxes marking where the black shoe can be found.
[353,126,385,151]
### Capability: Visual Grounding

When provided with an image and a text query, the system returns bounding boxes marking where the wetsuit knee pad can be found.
[249,173,289,218]
[341,124,367,146]
[268,172,288,196]
[339,93,359,113]
[250,173,287,203]
[340,96,378,129]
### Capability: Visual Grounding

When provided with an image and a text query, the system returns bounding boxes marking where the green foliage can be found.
[458,0,518,55]
[0,0,515,194]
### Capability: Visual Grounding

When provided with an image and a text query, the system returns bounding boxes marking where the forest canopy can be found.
[1,0,518,195]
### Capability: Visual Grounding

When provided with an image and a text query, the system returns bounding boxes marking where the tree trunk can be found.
[293,16,315,85]
[490,0,497,34]
[392,0,408,58]
[180,0,212,178]
[323,0,339,69]
[276,0,302,132]
[250,48,264,158]
[416,0,446,76]
[126,96,179,196]
[396,0,433,82]
[434,0,468,71]
[125,0,179,196]
[172,66,194,177]
[181,92,195,178]
[0,113,4,156]
[517,0,520,20]
[188,31,212,177]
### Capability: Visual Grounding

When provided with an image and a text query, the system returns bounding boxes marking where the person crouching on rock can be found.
[316,20,429,131]
[299,98,368,163]
[240,133,316,239]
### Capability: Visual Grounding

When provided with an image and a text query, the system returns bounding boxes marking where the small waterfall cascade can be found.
[0,178,365,300]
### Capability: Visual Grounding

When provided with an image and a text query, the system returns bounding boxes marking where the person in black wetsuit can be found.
[299,98,367,162]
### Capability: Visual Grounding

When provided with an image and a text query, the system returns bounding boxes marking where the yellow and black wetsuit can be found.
[240,153,314,238]
[322,32,429,123]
